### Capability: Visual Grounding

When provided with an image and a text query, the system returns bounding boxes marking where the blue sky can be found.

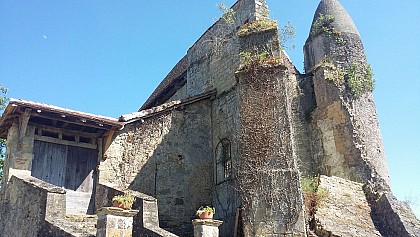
[1,0,419,218]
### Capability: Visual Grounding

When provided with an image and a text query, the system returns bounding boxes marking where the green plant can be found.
[195,206,215,216]
[300,176,328,223]
[319,60,345,86]
[304,105,316,122]
[205,3,237,58]
[279,21,296,50]
[300,176,319,193]
[217,3,235,26]
[311,14,342,43]
[237,19,277,37]
[239,50,283,72]
[346,63,375,97]
[112,194,136,209]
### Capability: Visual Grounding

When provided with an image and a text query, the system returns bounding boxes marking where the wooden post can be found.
[18,109,31,148]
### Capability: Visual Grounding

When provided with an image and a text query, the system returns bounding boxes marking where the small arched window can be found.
[216,139,232,184]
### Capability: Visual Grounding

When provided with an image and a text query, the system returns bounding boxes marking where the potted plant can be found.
[112,194,136,210]
[196,206,215,219]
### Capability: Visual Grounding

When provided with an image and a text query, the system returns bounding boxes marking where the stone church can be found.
[0,0,419,236]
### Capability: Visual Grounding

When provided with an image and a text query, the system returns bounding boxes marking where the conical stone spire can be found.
[309,0,359,37]
[303,0,391,189]
[304,0,365,72]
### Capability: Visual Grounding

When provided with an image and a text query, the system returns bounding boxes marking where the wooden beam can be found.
[30,111,115,131]
[31,123,101,139]
[102,129,115,159]
[34,135,97,150]
[18,109,31,148]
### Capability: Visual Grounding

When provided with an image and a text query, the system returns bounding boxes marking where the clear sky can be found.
[0,0,419,218]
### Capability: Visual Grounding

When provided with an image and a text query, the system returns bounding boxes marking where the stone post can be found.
[192,219,223,237]
[96,207,139,237]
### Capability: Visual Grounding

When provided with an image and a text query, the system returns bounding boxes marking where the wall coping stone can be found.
[97,207,139,218]
[192,219,223,227]
[13,174,66,194]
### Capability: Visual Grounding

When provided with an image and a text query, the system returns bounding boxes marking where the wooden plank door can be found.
[65,146,97,192]
[32,141,97,192]
[32,141,67,187]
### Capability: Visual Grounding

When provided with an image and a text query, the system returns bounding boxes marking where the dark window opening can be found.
[216,139,232,184]
[62,134,75,142]
[79,137,91,144]
[42,130,59,139]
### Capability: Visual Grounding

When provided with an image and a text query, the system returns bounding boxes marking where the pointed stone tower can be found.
[304,0,391,189]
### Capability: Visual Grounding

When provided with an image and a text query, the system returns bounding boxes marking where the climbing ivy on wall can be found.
[235,51,302,234]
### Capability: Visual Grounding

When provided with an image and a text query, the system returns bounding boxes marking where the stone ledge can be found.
[192,219,223,227]
[97,207,139,217]
[12,174,66,194]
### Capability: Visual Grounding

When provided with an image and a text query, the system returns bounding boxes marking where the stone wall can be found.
[153,2,271,236]
[372,193,420,237]
[236,64,306,236]
[3,120,35,185]
[288,74,318,177]
[0,174,66,237]
[314,175,381,236]
[100,99,213,236]
[186,0,268,99]
[211,88,241,237]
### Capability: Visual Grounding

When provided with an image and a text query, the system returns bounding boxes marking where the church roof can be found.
[310,0,360,37]
[140,56,188,111]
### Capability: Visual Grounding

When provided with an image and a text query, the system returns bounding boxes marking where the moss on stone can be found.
[237,19,277,37]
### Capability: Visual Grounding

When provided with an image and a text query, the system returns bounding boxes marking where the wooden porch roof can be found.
[0,99,123,138]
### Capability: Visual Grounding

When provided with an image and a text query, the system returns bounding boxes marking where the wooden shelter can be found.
[0,99,122,214]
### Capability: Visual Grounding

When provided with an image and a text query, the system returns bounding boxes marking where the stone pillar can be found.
[96,207,139,237]
[235,24,306,236]
[192,219,223,237]
[3,120,35,187]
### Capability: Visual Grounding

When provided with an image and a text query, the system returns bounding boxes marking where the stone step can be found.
[66,190,94,215]
[49,214,97,237]
[66,214,98,223]
[66,214,97,236]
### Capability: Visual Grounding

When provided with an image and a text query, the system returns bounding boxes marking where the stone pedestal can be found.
[192,219,223,237]
[96,207,139,237]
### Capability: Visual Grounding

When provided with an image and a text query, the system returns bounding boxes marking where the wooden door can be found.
[65,146,97,192]
[32,141,67,187]
[32,141,97,192]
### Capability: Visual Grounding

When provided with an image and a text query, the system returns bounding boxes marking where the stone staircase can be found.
[44,189,98,236]
[47,214,97,237]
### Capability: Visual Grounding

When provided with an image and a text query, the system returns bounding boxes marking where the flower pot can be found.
[199,211,214,219]
[112,200,130,210]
